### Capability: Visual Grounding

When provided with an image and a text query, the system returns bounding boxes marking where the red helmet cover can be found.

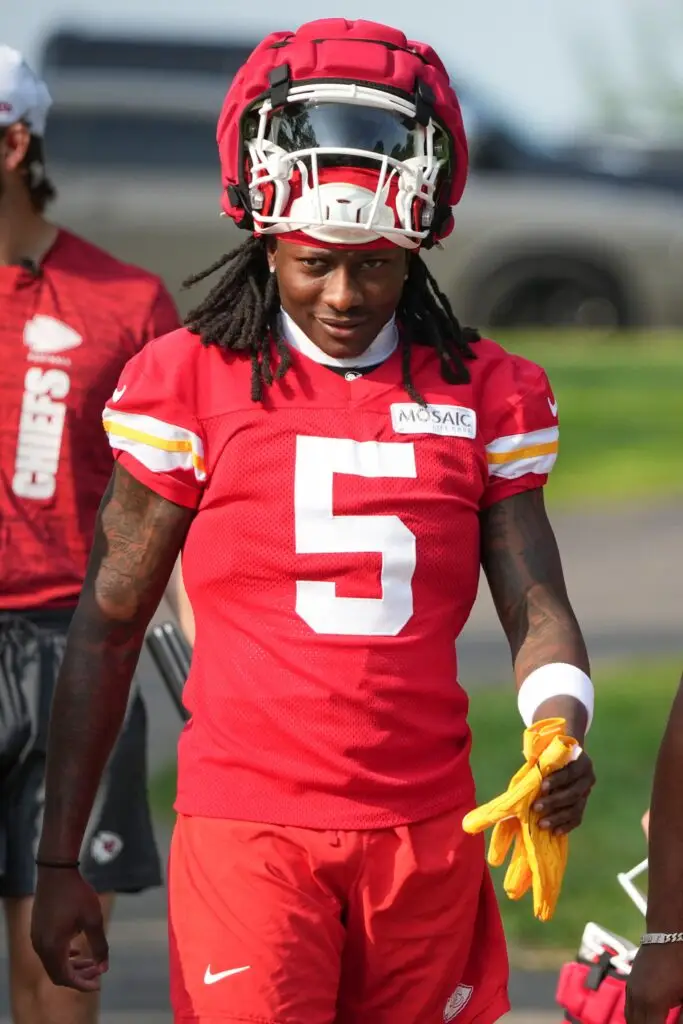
[216,19,468,245]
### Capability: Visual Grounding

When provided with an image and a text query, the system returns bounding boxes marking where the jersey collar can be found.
[280,308,398,369]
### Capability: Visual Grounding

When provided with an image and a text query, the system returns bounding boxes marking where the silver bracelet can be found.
[641,931,683,945]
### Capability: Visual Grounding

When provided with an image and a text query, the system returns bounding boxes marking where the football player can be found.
[0,46,178,1024]
[30,20,595,1023]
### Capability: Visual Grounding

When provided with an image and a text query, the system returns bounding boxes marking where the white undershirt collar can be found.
[280,309,398,369]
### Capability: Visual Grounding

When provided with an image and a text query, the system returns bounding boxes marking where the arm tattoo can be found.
[480,488,590,685]
[38,465,194,861]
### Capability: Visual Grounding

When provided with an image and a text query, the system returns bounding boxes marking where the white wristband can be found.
[517,662,594,733]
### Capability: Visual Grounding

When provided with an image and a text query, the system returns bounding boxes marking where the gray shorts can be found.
[0,610,162,898]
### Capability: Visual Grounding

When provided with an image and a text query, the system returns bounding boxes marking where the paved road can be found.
[140,500,683,775]
[1,502,678,1021]
[459,498,682,688]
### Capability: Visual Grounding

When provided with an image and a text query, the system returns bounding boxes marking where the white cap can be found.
[0,46,52,137]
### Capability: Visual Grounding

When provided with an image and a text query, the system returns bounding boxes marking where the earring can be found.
[269,265,276,274]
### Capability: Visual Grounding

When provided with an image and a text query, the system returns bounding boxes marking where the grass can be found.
[149,655,680,959]
[468,655,679,956]
[149,759,177,822]
[489,330,683,510]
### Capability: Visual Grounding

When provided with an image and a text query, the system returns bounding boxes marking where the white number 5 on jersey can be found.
[294,435,417,637]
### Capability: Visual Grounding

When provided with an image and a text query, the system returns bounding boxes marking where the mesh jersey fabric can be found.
[0,229,179,610]
[103,330,559,828]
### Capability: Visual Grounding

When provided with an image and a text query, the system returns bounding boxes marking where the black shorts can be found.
[0,610,162,898]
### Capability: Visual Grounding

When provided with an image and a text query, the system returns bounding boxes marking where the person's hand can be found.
[31,867,109,991]
[626,944,683,1023]
[642,808,650,838]
[532,750,595,835]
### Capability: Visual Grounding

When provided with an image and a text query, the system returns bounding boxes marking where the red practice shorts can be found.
[168,807,510,1023]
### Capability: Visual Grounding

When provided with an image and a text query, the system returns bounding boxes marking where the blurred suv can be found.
[40,27,683,328]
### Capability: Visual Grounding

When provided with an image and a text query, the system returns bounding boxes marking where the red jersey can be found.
[103,330,559,828]
[0,229,179,610]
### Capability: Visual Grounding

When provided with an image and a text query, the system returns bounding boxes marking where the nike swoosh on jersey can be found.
[548,398,558,417]
[112,386,127,403]
[204,965,251,985]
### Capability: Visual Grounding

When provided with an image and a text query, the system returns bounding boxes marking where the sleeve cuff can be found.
[115,451,202,510]
[480,473,548,510]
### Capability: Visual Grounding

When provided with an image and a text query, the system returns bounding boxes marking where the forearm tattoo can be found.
[38,465,193,860]
[480,489,590,684]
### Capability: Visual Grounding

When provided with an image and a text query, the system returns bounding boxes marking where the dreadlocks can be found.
[183,237,479,404]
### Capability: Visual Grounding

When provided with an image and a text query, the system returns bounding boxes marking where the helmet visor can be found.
[246,99,451,168]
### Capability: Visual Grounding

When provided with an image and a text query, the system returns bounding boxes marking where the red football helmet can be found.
[216,19,468,250]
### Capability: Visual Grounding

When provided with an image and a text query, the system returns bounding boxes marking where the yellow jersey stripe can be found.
[487,441,558,466]
[486,426,559,454]
[104,420,206,474]
[104,420,192,453]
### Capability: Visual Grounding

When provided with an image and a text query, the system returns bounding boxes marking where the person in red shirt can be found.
[0,46,179,1024]
[30,21,596,1023]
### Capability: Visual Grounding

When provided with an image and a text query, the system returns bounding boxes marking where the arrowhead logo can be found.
[444,984,473,1020]
[24,315,83,355]
[90,831,124,865]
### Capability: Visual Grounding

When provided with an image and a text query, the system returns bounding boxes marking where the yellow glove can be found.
[463,717,578,921]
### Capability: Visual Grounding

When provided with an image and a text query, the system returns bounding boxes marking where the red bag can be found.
[556,957,682,1024]
[555,851,682,1023]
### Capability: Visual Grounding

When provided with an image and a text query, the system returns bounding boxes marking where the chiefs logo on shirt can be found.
[90,831,124,865]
